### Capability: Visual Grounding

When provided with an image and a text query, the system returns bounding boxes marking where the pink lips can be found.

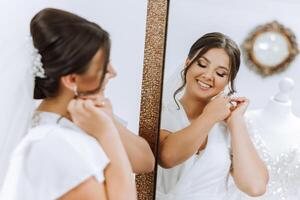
[196,80,212,91]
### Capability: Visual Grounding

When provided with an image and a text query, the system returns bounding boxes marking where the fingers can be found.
[226,103,232,109]
[69,99,93,118]
[94,97,108,107]
[67,99,76,113]
[79,91,105,101]
[75,99,86,114]
[227,97,250,111]
[83,99,95,112]
[229,97,250,114]
[230,97,249,106]
[78,93,109,108]
[211,93,231,102]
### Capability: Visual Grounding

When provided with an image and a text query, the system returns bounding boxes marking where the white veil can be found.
[0,36,35,188]
[162,64,185,108]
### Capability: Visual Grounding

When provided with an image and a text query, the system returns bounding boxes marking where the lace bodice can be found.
[247,118,300,200]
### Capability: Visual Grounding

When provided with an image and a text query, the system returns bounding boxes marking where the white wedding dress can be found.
[0,111,109,200]
[226,112,300,200]
[156,101,232,200]
[226,78,300,200]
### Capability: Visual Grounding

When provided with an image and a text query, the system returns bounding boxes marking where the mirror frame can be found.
[136,0,169,199]
[243,21,299,76]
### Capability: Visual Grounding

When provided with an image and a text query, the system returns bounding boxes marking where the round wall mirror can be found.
[243,21,299,76]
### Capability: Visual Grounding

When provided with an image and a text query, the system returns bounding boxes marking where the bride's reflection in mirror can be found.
[156,32,269,200]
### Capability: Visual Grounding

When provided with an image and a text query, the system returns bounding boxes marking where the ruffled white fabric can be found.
[0,112,109,200]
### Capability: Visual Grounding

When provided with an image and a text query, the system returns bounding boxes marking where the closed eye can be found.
[197,61,206,68]
[216,72,227,77]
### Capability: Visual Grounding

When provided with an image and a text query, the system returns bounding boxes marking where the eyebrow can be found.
[199,56,229,71]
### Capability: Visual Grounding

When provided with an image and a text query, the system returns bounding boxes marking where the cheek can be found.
[186,67,201,82]
[79,74,102,89]
[185,71,196,90]
[214,76,229,90]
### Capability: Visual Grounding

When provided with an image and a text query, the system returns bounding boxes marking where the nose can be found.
[107,63,117,79]
[201,68,213,81]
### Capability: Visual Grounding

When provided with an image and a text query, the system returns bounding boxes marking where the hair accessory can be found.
[28,36,46,78]
[32,49,46,78]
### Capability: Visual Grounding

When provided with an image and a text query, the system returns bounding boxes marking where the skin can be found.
[37,48,154,199]
[159,48,269,197]
[79,60,155,174]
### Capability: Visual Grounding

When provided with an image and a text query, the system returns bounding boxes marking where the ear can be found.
[61,74,77,91]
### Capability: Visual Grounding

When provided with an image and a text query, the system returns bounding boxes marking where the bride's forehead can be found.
[199,49,230,67]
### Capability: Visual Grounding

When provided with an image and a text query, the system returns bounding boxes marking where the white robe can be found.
[0,112,109,200]
[156,101,232,200]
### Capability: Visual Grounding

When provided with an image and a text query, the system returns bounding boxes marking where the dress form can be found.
[246,77,300,156]
[226,78,300,200]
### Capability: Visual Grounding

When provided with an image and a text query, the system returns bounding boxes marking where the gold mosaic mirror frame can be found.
[243,21,299,76]
[135,0,169,200]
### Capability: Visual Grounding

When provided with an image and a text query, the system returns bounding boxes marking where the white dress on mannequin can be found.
[156,101,232,200]
[0,111,109,200]
[226,78,300,200]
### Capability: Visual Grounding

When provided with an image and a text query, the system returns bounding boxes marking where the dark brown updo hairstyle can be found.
[173,32,241,107]
[30,8,111,99]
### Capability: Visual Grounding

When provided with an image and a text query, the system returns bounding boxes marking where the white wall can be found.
[165,0,300,116]
[0,0,147,132]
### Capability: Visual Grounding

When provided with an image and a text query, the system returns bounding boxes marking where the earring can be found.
[72,85,78,97]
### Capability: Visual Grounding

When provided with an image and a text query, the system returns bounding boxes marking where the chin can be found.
[194,93,214,102]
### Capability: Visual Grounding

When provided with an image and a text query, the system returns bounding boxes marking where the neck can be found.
[37,94,73,120]
[180,92,208,121]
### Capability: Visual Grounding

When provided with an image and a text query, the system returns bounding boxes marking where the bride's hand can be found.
[202,95,232,123]
[226,97,249,125]
[79,93,114,119]
[68,99,118,139]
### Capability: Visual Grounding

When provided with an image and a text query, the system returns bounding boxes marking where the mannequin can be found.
[247,77,300,155]
[226,77,300,200]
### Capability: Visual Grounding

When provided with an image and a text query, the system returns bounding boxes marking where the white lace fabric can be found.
[226,117,300,200]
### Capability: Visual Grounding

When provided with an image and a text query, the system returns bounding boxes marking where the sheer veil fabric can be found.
[0,36,36,188]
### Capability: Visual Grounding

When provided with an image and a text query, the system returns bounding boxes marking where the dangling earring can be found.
[72,85,78,97]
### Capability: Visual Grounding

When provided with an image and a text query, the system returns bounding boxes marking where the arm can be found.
[159,96,231,168]
[58,177,108,200]
[227,98,269,197]
[88,95,155,174]
[96,124,137,200]
[68,99,137,200]
[113,119,155,174]
[159,114,215,168]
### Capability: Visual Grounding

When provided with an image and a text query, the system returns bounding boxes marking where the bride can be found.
[156,32,269,200]
[0,8,154,200]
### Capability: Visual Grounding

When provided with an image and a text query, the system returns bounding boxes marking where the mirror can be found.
[243,21,299,76]
[0,0,147,135]
[155,0,300,200]
[0,0,154,198]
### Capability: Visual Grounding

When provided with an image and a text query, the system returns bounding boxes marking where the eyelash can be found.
[196,61,206,68]
[196,61,227,77]
[216,72,226,77]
